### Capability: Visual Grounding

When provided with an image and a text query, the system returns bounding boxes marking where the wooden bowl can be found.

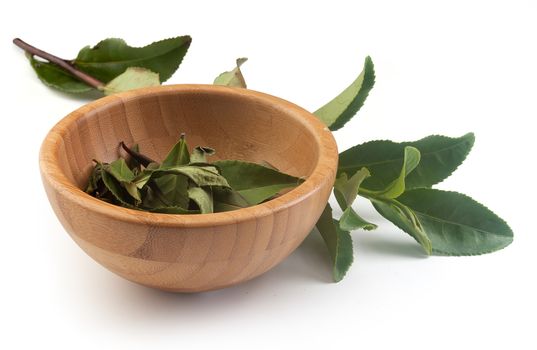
[40,85,338,292]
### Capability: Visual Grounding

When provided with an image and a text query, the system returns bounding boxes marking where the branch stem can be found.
[13,38,104,89]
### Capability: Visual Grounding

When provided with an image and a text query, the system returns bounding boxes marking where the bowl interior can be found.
[56,87,321,189]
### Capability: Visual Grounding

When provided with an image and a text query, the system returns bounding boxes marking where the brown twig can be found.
[13,38,104,89]
[120,141,156,167]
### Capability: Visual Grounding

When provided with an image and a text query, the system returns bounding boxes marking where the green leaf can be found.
[166,165,228,187]
[74,36,191,83]
[397,189,513,255]
[103,159,141,202]
[153,174,189,208]
[85,163,103,193]
[140,185,169,208]
[367,146,420,199]
[102,67,160,95]
[339,133,475,191]
[213,58,248,88]
[134,165,229,189]
[190,146,215,164]
[371,197,432,255]
[315,204,353,282]
[188,187,213,214]
[212,188,250,212]
[339,207,377,231]
[27,54,92,93]
[334,167,370,210]
[105,158,135,182]
[215,160,301,205]
[161,134,190,167]
[100,170,136,207]
[123,182,142,202]
[314,56,375,131]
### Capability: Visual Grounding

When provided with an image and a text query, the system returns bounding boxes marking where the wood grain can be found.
[40,84,338,292]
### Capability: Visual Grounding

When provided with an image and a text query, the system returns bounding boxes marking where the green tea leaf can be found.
[214,58,248,88]
[141,185,169,208]
[334,167,370,210]
[215,160,301,205]
[102,67,160,95]
[123,182,142,202]
[339,207,377,231]
[212,188,250,212]
[103,159,141,202]
[367,146,420,199]
[371,197,432,254]
[315,204,353,282]
[314,56,375,131]
[162,134,190,167]
[105,158,135,182]
[153,174,189,208]
[168,165,228,187]
[74,36,191,83]
[339,133,475,191]
[188,187,213,214]
[101,170,136,207]
[397,189,513,255]
[190,146,215,164]
[134,165,229,189]
[28,54,92,93]
[85,163,103,193]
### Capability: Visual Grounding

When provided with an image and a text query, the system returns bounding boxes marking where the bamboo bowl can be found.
[40,84,338,292]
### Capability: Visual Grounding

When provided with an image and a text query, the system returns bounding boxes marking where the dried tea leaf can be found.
[214,58,248,88]
[188,187,213,213]
[162,134,190,167]
[190,146,215,164]
[213,188,250,212]
[153,174,189,208]
[134,165,229,189]
[102,67,160,95]
[215,160,301,205]
[101,170,136,207]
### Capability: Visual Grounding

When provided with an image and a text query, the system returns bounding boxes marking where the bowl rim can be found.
[39,84,338,228]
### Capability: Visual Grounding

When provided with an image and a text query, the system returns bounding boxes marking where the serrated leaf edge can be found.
[403,189,514,256]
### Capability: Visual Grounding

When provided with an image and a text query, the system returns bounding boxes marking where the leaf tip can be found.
[332,270,346,283]
[464,132,476,145]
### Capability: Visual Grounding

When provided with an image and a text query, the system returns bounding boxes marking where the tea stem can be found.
[13,38,104,89]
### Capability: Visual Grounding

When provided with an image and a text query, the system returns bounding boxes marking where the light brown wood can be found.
[40,84,338,292]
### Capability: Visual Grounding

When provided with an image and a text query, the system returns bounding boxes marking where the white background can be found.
[1,1,536,349]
